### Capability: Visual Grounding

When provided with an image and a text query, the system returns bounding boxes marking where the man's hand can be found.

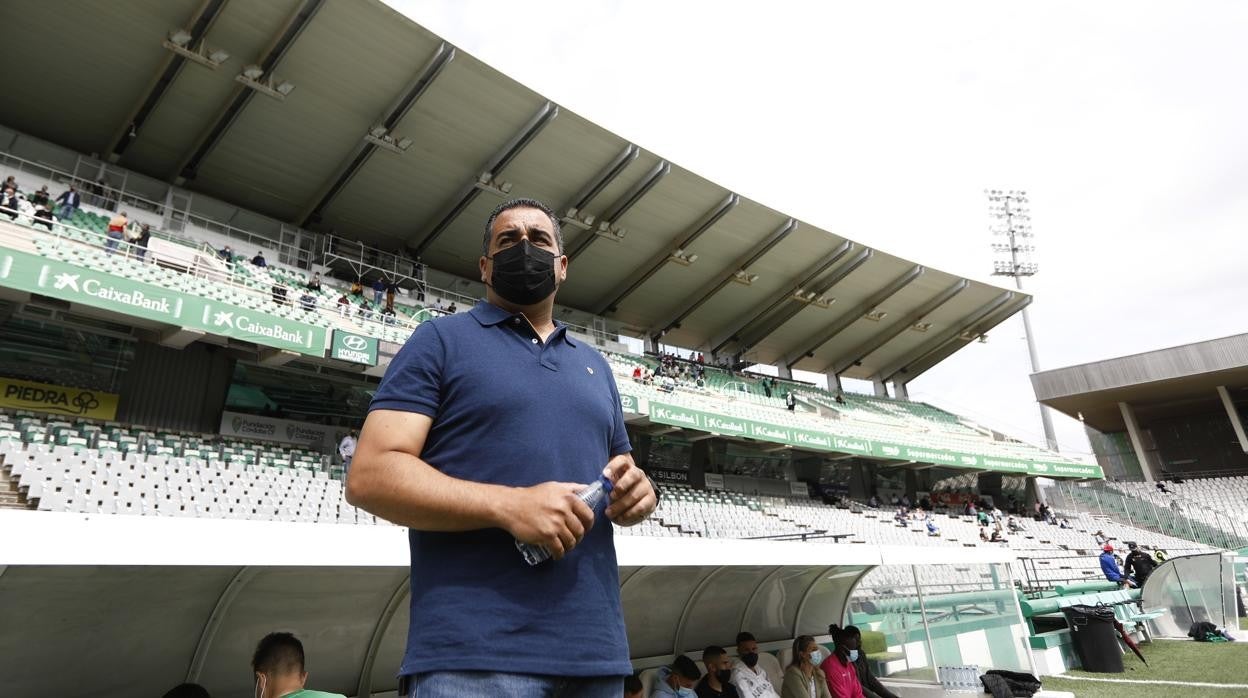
[603,454,656,526]
[500,482,595,560]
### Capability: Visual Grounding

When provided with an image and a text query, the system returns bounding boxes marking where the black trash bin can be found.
[1062,604,1124,673]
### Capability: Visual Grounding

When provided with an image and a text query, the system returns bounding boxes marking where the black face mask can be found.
[741,652,759,668]
[488,240,557,306]
[716,669,733,684]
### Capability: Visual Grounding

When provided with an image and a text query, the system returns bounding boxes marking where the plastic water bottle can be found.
[516,476,613,565]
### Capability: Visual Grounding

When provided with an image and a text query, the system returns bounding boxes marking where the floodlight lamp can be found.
[674,248,685,257]
[478,172,492,185]
[275,81,295,96]
[395,137,413,150]
[208,48,230,64]
[369,126,387,138]
[499,181,513,194]
[242,64,264,80]
[687,254,698,263]
[169,29,192,47]
[748,274,759,283]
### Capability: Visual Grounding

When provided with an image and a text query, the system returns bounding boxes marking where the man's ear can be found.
[479,255,489,284]
[299,671,308,686]
[557,253,568,284]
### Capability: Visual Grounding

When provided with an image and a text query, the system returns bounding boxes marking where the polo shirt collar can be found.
[468,300,578,347]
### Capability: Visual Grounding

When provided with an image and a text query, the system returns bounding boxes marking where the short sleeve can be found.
[369,320,445,417]
[604,360,632,457]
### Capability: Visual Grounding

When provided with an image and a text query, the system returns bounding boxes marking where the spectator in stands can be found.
[655,655,702,697]
[1007,516,1021,533]
[336,294,351,317]
[33,203,55,231]
[632,366,643,381]
[781,635,831,698]
[356,299,372,321]
[218,245,234,261]
[252,251,268,267]
[271,285,288,306]
[307,273,322,292]
[161,683,211,698]
[380,305,396,324]
[299,291,318,312]
[989,529,1006,543]
[30,185,50,207]
[834,626,899,698]
[1,187,20,220]
[2,175,17,193]
[1099,544,1136,587]
[732,632,780,698]
[1059,518,1070,529]
[786,392,796,411]
[55,184,80,220]
[697,645,740,698]
[979,528,989,542]
[1156,481,1171,494]
[133,223,152,260]
[446,301,458,314]
[925,516,939,537]
[834,392,846,405]
[338,430,357,477]
[349,279,364,297]
[819,627,862,698]
[867,495,879,509]
[105,211,128,253]
[1124,542,1157,587]
[348,198,654,697]
[371,276,386,305]
[251,631,344,698]
[977,509,990,527]
[386,278,399,307]
[1093,530,1108,546]
[624,674,644,698]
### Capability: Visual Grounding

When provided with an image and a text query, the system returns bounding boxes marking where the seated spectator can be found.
[979,528,989,542]
[133,223,152,260]
[925,517,939,537]
[1099,544,1135,587]
[357,299,372,321]
[697,645,740,698]
[251,631,345,698]
[632,366,643,381]
[162,683,211,698]
[654,655,702,698]
[2,175,17,193]
[1093,530,1108,546]
[307,272,322,292]
[1,187,20,220]
[660,375,677,393]
[30,185,49,207]
[732,632,779,698]
[1007,516,1020,533]
[336,294,351,317]
[819,627,862,698]
[781,635,831,698]
[299,293,317,311]
[977,510,990,527]
[218,245,234,261]
[989,530,1006,543]
[270,286,288,305]
[349,279,364,297]
[624,674,644,698]
[380,305,396,324]
[834,626,899,698]
[33,204,55,231]
[252,251,267,267]
[105,211,128,254]
[1059,518,1070,529]
[867,495,879,509]
[695,376,706,389]
[446,302,457,314]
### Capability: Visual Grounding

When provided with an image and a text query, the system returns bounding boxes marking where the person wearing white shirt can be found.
[732,632,780,698]
[338,430,358,477]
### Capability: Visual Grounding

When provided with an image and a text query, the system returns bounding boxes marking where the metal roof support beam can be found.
[650,218,797,341]
[185,566,260,683]
[826,279,968,375]
[735,248,873,354]
[410,101,559,256]
[175,0,326,182]
[875,291,1016,384]
[565,160,670,261]
[298,43,456,227]
[108,0,229,160]
[594,193,739,315]
[355,574,411,698]
[560,144,639,220]
[895,295,1031,383]
[784,266,924,368]
[708,241,854,355]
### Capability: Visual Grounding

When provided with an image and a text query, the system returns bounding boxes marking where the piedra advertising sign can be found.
[0,376,119,420]
[218,410,334,449]
[329,330,378,366]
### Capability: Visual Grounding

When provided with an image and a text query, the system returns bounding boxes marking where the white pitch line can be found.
[1058,675,1248,689]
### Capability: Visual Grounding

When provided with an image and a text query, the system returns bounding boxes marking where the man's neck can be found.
[265,676,303,698]
[707,675,722,690]
[486,293,557,340]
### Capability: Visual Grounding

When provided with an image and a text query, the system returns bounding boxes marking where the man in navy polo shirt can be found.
[348,198,657,697]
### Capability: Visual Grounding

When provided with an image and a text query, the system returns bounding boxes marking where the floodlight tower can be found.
[987,189,1059,452]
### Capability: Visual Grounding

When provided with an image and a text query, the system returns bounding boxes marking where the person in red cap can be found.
[1098,544,1136,587]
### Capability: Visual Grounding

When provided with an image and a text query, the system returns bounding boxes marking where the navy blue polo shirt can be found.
[369,300,632,678]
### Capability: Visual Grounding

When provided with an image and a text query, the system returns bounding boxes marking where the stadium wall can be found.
[117,341,233,433]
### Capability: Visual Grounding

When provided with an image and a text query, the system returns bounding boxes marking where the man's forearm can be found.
[346,448,510,531]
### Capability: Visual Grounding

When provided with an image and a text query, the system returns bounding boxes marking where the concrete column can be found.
[631,432,652,470]
[1118,401,1157,482]
[849,461,869,500]
[872,379,889,398]
[776,364,793,380]
[904,470,918,500]
[894,381,909,400]
[644,335,659,354]
[1217,385,1248,453]
[827,372,843,394]
[977,472,1003,505]
[1025,476,1045,508]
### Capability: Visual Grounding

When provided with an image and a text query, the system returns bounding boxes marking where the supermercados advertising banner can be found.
[0,376,119,420]
[0,247,327,356]
[631,394,1103,479]
[219,410,334,449]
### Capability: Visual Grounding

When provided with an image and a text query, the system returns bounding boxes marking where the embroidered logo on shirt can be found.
[586,366,594,374]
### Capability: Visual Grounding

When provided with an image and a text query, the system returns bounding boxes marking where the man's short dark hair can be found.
[623,673,643,692]
[252,632,305,675]
[483,198,563,255]
[162,683,211,698]
[703,645,728,663]
[735,631,756,645]
[671,654,701,680]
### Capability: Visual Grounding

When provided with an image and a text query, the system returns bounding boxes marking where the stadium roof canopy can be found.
[1032,332,1248,432]
[0,0,1027,382]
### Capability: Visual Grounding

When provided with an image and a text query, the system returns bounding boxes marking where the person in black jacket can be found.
[837,625,899,698]
[1123,542,1157,586]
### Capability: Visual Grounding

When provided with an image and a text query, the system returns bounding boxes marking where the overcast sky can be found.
[386,0,1248,457]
